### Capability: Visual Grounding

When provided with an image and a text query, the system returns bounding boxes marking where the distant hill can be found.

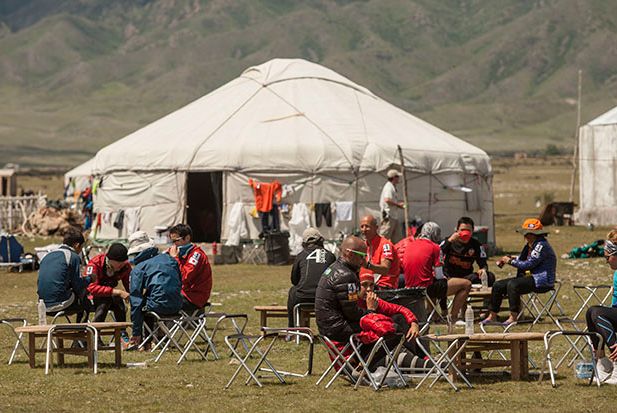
[1,0,616,168]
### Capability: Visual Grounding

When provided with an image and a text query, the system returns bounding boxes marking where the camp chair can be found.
[348,333,408,391]
[1,318,28,364]
[413,333,472,391]
[205,312,249,358]
[293,302,314,344]
[176,305,223,364]
[517,281,564,331]
[45,324,98,375]
[141,311,190,362]
[540,330,603,388]
[571,284,613,321]
[315,335,359,389]
[224,327,313,389]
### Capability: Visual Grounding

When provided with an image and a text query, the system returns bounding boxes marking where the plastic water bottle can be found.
[465,306,474,335]
[37,299,47,325]
[481,272,488,290]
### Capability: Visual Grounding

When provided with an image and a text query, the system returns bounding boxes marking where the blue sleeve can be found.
[611,271,617,308]
[129,267,146,337]
[69,255,87,299]
[511,243,545,271]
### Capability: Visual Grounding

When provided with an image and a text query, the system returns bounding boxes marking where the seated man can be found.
[315,236,426,373]
[167,224,212,313]
[84,243,131,344]
[37,228,89,322]
[126,231,182,348]
[440,216,494,313]
[402,222,471,328]
[359,215,400,289]
[287,227,336,327]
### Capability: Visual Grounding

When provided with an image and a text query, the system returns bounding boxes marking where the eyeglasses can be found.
[170,237,184,243]
[346,248,367,257]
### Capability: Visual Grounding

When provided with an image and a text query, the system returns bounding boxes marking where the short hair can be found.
[63,228,85,247]
[457,216,475,230]
[169,224,192,239]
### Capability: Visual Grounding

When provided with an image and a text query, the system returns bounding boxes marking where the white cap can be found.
[127,231,156,255]
[387,169,401,179]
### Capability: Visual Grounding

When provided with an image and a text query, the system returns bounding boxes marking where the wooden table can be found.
[15,322,131,369]
[253,305,314,328]
[427,332,545,380]
[469,287,491,298]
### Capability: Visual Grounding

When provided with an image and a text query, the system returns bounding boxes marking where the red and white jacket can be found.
[175,244,213,308]
[84,253,131,298]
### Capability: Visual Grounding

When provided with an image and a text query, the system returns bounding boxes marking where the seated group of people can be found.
[36,224,212,349]
[288,214,566,372]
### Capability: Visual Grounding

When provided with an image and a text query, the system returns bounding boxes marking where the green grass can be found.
[1,159,617,411]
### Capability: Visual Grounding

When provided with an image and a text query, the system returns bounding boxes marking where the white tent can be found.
[577,105,617,225]
[92,58,494,247]
[64,158,95,200]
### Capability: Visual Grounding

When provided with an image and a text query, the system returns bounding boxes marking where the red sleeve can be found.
[177,248,205,287]
[376,299,417,326]
[85,259,113,297]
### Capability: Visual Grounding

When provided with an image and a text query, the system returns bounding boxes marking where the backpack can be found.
[0,234,24,263]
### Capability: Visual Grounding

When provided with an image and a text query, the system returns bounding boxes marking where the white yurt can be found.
[577,105,617,226]
[91,58,494,250]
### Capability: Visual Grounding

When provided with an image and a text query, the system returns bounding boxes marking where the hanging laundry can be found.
[288,203,311,255]
[103,211,113,224]
[113,210,125,230]
[314,203,332,227]
[335,201,353,222]
[225,202,249,246]
[248,179,282,212]
[125,208,140,234]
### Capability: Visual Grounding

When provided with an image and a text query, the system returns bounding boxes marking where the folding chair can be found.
[571,284,613,321]
[45,324,98,374]
[349,333,408,390]
[206,312,249,358]
[224,327,313,388]
[518,281,564,331]
[175,306,214,363]
[413,334,472,391]
[293,302,314,344]
[141,311,190,362]
[315,335,359,388]
[540,330,603,388]
[1,318,28,364]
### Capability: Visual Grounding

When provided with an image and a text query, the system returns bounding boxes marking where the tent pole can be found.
[569,69,582,203]
[397,145,410,237]
[353,170,359,233]
[428,171,432,221]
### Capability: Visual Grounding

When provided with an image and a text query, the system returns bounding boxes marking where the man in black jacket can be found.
[287,228,336,327]
[315,235,378,342]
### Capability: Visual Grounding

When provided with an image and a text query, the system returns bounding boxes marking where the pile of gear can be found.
[22,206,83,236]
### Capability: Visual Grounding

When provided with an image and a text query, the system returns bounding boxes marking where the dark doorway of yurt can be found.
[186,172,222,242]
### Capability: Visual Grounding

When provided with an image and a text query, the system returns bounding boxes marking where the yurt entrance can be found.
[186,172,222,242]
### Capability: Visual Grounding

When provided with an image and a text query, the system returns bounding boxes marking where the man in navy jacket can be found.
[126,231,182,348]
[37,228,89,322]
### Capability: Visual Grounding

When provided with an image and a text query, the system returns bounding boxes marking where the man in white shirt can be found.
[379,169,405,243]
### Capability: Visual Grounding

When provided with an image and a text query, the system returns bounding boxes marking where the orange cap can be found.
[516,218,548,235]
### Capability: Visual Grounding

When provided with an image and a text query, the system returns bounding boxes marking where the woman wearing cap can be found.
[482,218,556,326]
[585,230,617,384]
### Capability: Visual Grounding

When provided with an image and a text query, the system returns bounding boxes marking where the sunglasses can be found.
[346,248,367,257]
[170,237,184,243]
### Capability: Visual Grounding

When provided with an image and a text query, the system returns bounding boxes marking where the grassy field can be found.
[1,158,617,412]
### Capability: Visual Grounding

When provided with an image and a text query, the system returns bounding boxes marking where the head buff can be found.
[418,222,442,244]
[605,240,617,256]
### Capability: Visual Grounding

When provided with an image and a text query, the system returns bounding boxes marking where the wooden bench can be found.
[427,332,545,380]
[254,305,315,328]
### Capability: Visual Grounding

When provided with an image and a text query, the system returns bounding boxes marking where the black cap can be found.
[107,243,128,262]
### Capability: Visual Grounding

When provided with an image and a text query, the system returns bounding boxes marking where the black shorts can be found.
[426,278,448,300]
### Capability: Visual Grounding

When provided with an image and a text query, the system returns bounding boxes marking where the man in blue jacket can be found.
[482,218,557,326]
[126,231,182,349]
[37,228,89,322]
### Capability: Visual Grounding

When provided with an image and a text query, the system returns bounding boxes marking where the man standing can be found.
[37,228,89,322]
[379,169,405,243]
[167,224,213,314]
[126,231,182,349]
[360,215,400,290]
[84,243,131,345]
[287,227,336,327]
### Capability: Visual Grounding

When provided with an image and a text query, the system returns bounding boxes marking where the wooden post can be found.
[510,340,521,380]
[569,69,582,203]
[397,145,410,237]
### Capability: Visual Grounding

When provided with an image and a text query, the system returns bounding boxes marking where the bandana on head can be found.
[418,222,441,244]
[605,240,617,257]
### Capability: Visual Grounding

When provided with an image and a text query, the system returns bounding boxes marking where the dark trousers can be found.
[181,295,204,315]
[92,296,126,323]
[489,276,536,313]
[287,286,313,327]
[260,204,280,233]
[47,297,89,323]
[314,203,332,227]
[586,305,617,350]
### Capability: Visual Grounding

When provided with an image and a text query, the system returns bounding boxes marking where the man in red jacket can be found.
[359,215,400,289]
[84,243,131,344]
[168,224,213,313]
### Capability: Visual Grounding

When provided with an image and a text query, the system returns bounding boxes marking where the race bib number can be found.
[86,266,94,275]
[306,249,327,264]
[531,244,543,259]
[382,243,393,259]
[189,252,200,265]
[480,246,487,259]
[347,283,358,302]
